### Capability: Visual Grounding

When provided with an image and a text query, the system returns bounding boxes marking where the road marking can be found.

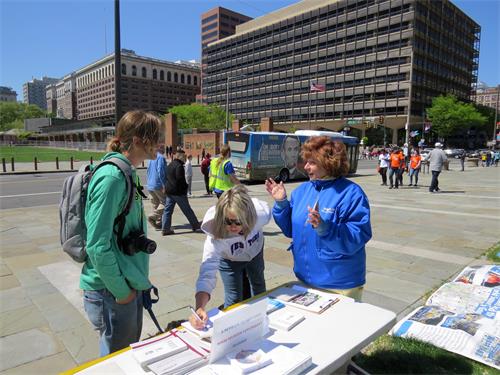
[368,239,474,265]
[413,192,500,199]
[370,203,499,220]
[0,191,61,198]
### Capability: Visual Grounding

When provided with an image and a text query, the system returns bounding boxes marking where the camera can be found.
[122,230,157,256]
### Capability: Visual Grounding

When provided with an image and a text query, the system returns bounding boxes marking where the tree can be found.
[167,103,231,130]
[0,102,48,131]
[426,95,486,140]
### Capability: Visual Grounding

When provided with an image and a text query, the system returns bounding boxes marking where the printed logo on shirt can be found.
[321,207,336,214]
[230,241,244,255]
[247,232,260,247]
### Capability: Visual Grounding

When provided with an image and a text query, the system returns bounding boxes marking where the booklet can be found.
[130,333,188,370]
[269,285,340,314]
[148,348,207,375]
[268,308,305,331]
[226,347,273,374]
[266,297,285,315]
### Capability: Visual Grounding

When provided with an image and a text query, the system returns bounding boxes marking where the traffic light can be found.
[378,115,384,125]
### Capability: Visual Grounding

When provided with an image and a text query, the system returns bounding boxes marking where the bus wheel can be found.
[279,169,290,183]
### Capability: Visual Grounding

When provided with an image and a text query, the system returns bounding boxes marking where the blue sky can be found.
[1,0,498,101]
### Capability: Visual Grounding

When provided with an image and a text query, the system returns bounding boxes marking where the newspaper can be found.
[390,265,500,369]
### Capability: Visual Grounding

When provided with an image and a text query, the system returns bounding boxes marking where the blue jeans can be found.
[218,249,266,308]
[83,289,143,357]
[162,194,199,231]
[388,167,399,187]
[409,168,419,185]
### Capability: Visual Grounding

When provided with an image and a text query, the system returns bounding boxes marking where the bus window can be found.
[226,132,250,153]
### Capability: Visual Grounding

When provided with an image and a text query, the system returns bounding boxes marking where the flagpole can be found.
[308,83,311,130]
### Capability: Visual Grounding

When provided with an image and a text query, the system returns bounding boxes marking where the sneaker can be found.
[389,186,393,189]
[162,229,175,236]
[408,184,413,186]
[192,221,202,232]
[148,217,162,230]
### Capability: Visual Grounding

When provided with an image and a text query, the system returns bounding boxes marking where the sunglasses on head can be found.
[224,218,242,226]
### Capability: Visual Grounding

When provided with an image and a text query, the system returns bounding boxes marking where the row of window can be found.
[120,64,199,85]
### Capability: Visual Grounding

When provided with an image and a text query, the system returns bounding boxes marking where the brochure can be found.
[268,308,305,331]
[266,297,285,315]
[269,285,340,314]
[226,347,273,374]
[130,332,188,370]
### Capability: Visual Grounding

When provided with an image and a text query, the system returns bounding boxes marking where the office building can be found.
[0,87,17,102]
[472,86,500,112]
[200,7,252,102]
[23,76,59,109]
[203,0,480,143]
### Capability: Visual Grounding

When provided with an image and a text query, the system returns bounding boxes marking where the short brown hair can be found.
[301,136,349,178]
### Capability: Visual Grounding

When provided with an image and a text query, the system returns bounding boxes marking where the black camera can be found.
[122,230,157,256]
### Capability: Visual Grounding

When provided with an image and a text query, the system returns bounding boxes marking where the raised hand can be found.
[265,178,287,201]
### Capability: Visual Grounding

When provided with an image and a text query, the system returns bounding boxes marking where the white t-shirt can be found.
[378,154,389,168]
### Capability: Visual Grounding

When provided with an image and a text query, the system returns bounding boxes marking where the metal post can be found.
[494,85,499,142]
[225,76,230,130]
[114,0,122,124]
[56,156,59,170]
[70,156,74,170]
[11,157,14,171]
[2,158,6,172]
[34,157,38,171]
[406,49,414,146]
[90,156,93,165]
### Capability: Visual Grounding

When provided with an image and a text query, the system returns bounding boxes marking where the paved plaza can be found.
[0,160,499,373]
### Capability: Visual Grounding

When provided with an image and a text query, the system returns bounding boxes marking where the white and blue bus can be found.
[224,130,359,182]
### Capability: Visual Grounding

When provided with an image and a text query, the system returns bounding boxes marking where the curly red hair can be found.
[301,136,350,178]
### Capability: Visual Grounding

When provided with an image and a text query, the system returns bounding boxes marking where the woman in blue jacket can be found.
[265,136,371,301]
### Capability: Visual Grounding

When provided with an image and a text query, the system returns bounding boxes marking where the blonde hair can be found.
[107,110,162,153]
[216,145,231,168]
[213,185,256,239]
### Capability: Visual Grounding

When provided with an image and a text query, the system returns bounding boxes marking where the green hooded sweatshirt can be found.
[80,152,151,300]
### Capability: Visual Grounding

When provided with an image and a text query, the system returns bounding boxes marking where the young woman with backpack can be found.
[80,110,161,356]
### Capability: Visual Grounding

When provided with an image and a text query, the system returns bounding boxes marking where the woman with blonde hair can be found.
[265,136,371,302]
[189,185,271,329]
[81,110,161,356]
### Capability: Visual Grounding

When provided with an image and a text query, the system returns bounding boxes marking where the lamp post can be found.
[343,94,364,135]
[225,74,246,130]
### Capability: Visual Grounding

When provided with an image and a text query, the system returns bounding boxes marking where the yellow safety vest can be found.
[209,158,233,192]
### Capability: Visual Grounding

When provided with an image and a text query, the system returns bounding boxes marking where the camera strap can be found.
[143,286,164,334]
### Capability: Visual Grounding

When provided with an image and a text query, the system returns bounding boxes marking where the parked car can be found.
[420,148,433,159]
[444,148,465,158]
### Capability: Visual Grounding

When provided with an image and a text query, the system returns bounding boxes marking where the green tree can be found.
[426,95,486,140]
[0,102,48,131]
[168,103,231,130]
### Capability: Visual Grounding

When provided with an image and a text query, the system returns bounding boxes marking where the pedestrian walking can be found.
[146,146,167,230]
[201,153,212,195]
[459,151,466,171]
[408,149,421,186]
[185,154,193,197]
[425,142,447,193]
[378,149,389,186]
[388,147,403,189]
[209,145,240,199]
[162,150,200,235]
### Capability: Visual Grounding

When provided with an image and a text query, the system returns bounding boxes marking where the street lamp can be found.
[225,74,247,130]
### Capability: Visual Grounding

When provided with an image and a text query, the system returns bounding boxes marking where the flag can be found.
[410,130,420,138]
[424,122,432,132]
[310,82,325,92]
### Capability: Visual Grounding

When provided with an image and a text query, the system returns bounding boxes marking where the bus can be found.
[224,130,359,182]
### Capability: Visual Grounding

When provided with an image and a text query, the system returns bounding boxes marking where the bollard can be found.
[142,161,145,168]
[34,157,38,171]
[197,155,200,164]
[2,158,5,173]
[56,157,59,170]
[11,157,14,172]
[70,156,74,170]
[90,156,93,165]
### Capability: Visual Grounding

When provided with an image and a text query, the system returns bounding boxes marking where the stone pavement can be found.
[0,160,499,374]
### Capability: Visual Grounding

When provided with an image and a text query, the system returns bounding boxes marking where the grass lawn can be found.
[0,146,106,163]
[484,242,500,262]
[354,335,497,374]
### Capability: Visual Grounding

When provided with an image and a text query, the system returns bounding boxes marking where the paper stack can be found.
[131,333,188,370]
[268,308,305,331]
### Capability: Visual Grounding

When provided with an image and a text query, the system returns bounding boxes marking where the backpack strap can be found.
[92,157,135,252]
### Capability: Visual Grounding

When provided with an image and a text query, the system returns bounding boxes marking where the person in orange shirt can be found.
[408,149,422,187]
[398,149,406,186]
[388,147,404,189]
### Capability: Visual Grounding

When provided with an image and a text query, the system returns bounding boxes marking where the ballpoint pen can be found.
[189,306,204,323]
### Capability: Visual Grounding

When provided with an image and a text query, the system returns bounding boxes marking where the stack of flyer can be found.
[268,308,305,331]
[181,308,226,340]
[130,330,209,375]
[268,285,340,314]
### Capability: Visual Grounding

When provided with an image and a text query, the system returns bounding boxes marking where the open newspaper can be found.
[390,265,499,369]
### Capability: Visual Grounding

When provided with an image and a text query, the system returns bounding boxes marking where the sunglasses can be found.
[224,218,242,226]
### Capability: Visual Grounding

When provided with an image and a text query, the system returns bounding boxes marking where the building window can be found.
[167,71,171,81]
[174,72,178,82]
[181,74,185,84]
[160,70,164,80]
[187,75,191,84]
[153,69,157,79]
[142,67,147,78]
[194,76,198,86]
[132,65,137,76]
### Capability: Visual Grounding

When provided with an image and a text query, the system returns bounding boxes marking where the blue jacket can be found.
[273,178,371,290]
[146,152,167,191]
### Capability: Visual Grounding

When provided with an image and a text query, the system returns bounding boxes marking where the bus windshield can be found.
[226,132,250,153]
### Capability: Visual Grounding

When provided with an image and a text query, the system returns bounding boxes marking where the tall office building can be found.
[47,50,201,122]
[0,87,17,102]
[203,0,480,143]
[200,7,252,102]
[23,76,59,110]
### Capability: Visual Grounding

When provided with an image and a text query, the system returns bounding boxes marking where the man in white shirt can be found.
[185,154,193,197]
[378,149,390,186]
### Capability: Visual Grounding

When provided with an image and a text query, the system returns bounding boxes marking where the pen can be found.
[189,306,204,323]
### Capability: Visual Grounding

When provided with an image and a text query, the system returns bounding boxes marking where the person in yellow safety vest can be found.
[209,145,240,198]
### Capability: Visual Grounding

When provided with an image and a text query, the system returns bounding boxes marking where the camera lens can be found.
[143,239,157,254]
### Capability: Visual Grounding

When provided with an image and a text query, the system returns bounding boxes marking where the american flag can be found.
[310,82,326,92]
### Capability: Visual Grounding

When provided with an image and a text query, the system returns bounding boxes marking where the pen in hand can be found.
[189,306,203,322]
